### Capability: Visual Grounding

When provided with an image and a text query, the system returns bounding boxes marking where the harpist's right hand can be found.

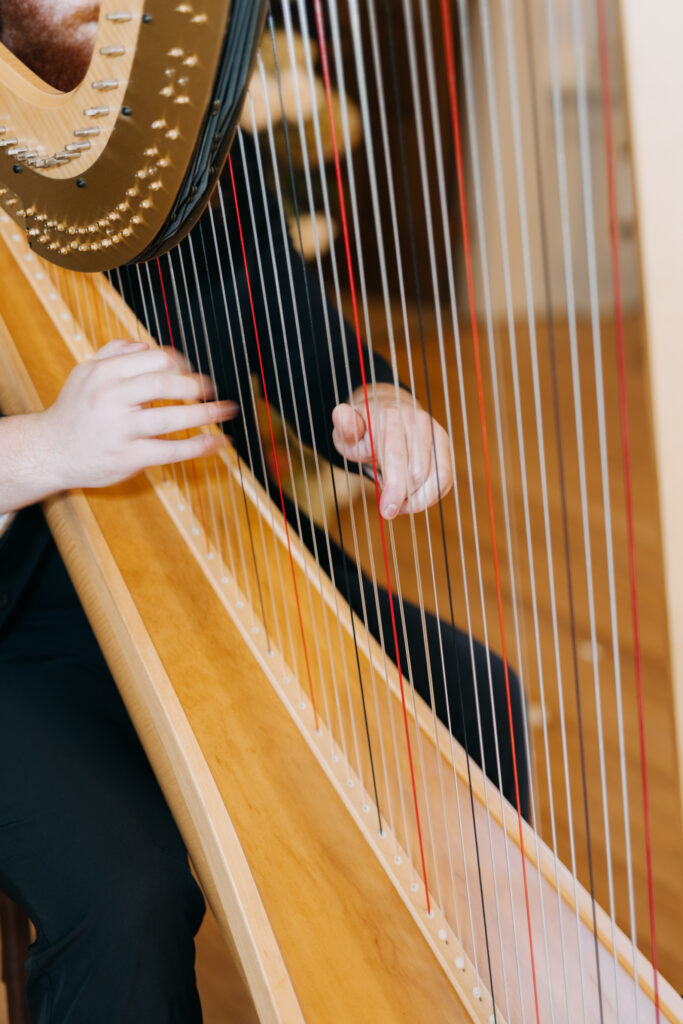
[41,339,238,492]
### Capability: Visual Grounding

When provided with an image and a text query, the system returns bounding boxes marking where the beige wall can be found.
[458,0,640,322]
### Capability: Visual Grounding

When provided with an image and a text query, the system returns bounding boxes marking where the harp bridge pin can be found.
[100,45,126,57]
[0,138,18,149]
[92,80,119,92]
[6,146,28,157]
[65,141,91,153]
[74,127,100,138]
[106,12,133,22]
[83,107,110,118]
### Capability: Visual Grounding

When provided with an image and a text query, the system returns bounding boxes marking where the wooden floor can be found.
[336,300,683,990]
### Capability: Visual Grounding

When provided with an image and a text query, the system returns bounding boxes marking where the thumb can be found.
[332,403,370,460]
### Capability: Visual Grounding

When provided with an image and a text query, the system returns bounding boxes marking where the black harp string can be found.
[264,9,387,830]
[380,0,499,1005]
[349,0,463,932]
[193,216,260,617]
[199,207,275,646]
[231,126,341,748]
[172,232,282,656]
[214,179,304,679]
[266,5,414,865]
[459,0,563,1011]
[242,104,369,780]
[346,0,476,951]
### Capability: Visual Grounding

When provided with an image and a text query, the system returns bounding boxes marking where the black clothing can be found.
[0,521,205,1023]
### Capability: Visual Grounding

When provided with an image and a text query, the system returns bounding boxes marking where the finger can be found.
[331,403,371,461]
[100,345,195,381]
[400,434,453,514]
[133,400,239,438]
[118,369,218,406]
[91,338,147,361]
[379,408,409,519]
[431,426,453,500]
[406,411,433,494]
[133,431,228,470]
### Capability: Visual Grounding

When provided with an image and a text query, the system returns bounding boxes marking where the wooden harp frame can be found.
[0,1,681,1022]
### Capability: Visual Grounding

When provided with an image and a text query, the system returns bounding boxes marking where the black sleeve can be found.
[204,131,395,466]
[121,131,396,471]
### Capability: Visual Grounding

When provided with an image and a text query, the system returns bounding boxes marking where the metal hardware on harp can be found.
[0,1,681,1023]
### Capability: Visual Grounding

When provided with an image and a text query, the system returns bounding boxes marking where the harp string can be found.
[352,0,469,944]
[437,0,542,1014]
[243,90,387,813]
[201,200,286,649]
[172,232,293,665]
[141,261,189,500]
[492,0,579,1014]
[457,0,564,1014]
[395,0,522,1001]
[226,151,321,729]
[596,1,661,1014]
[312,0,433,915]
[268,1,416,872]
[232,125,358,783]
[261,14,411,849]
[171,242,230,578]
[378,0,491,988]
[155,256,211,552]
[570,0,640,1013]
[191,223,267,637]
[543,0,618,1013]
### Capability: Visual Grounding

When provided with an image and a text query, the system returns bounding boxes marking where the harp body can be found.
[0,2,681,1023]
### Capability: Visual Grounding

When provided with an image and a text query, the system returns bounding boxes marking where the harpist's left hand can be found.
[331,384,453,520]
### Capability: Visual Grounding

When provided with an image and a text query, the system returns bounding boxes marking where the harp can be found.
[0,0,681,1021]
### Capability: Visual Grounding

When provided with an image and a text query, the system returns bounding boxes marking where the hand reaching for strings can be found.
[0,339,237,514]
[331,384,453,520]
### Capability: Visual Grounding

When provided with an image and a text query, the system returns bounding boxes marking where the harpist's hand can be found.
[331,384,453,520]
[42,340,237,491]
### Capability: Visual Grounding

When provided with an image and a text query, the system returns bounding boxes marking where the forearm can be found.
[0,411,62,514]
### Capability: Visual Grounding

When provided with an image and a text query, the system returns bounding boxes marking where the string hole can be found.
[236,600,244,608]
[314,727,323,736]
[177,503,185,511]
[393,855,402,865]
[298,700,306,709]
[331,754,339,763]
[410,882,419,892]
[282,675,289,684]
[472,988,482,1001]
[362,804,370,814]
[345,778,354,788]
[191,526,200,535]
[438,929,448,942]
[426,910,434,920]
[205,551,214,560]
[220,575,228,584]
[455,957,465,971]
[251,625,259,635]
[267,649,275,658]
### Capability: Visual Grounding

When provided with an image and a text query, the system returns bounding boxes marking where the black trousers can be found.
[0,516,528,1024]
[0,533,205,1023]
